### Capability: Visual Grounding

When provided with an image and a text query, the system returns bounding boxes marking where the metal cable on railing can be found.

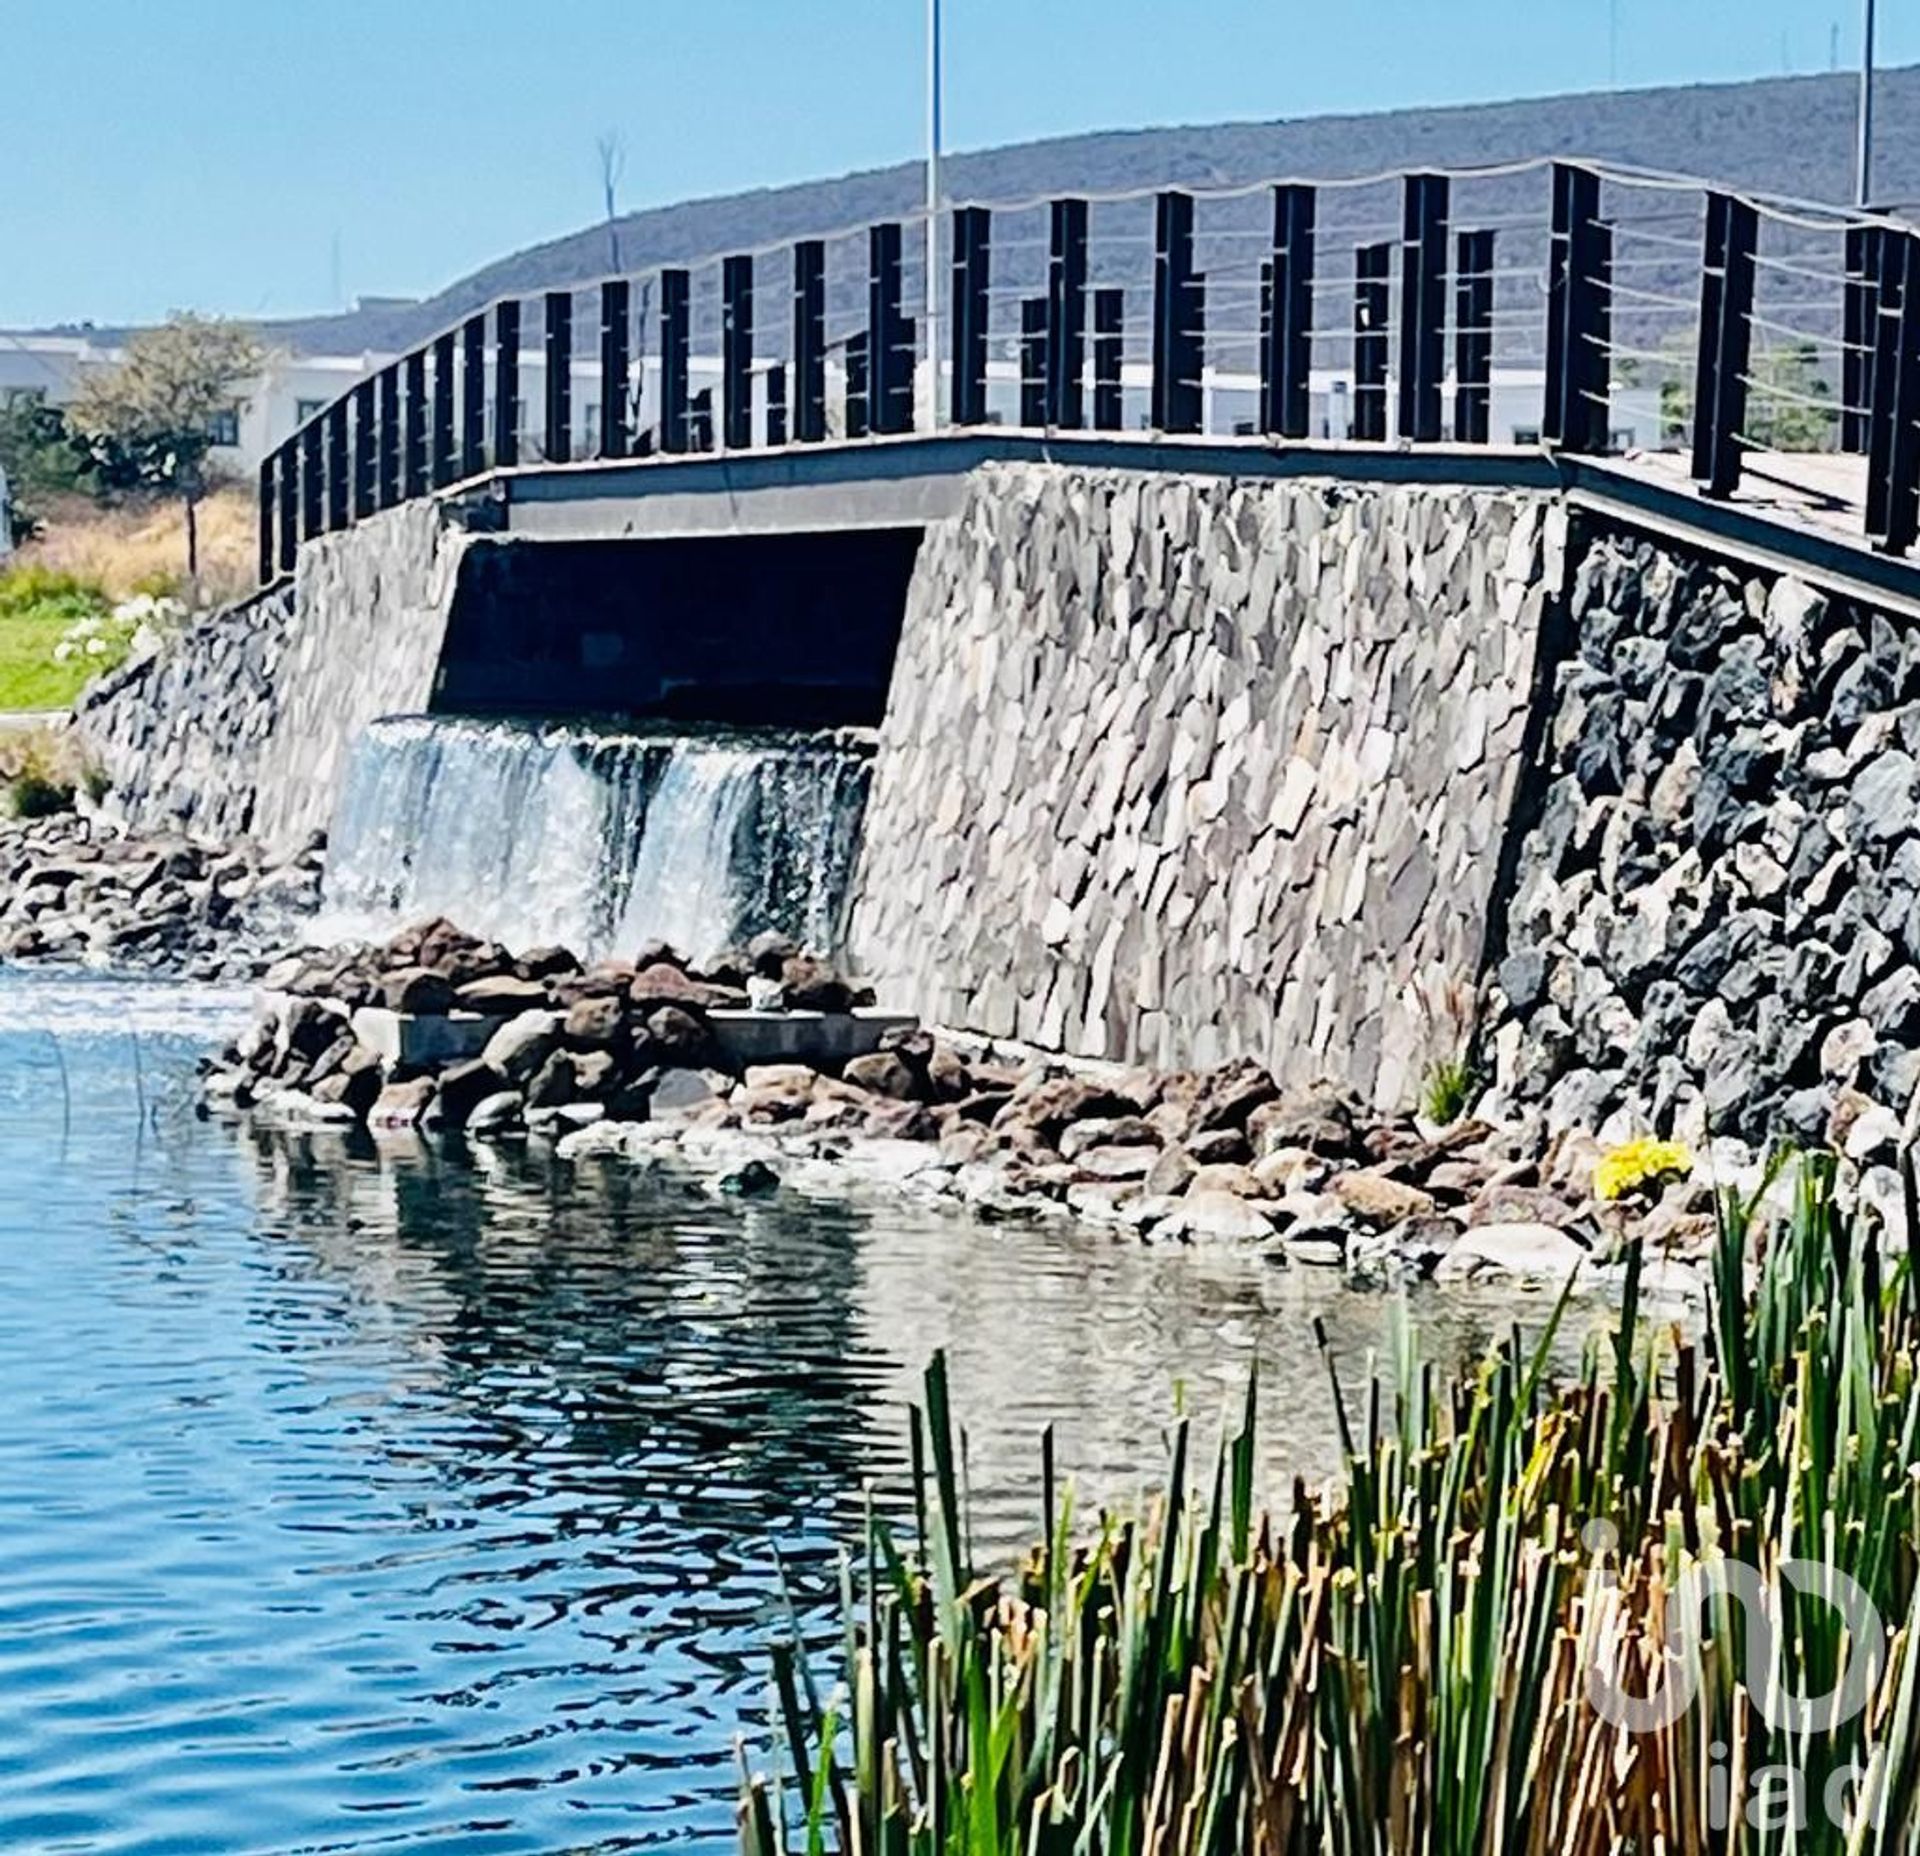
[254,152,1920,588]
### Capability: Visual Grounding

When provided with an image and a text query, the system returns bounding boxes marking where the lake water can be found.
[0,974,1585,1855]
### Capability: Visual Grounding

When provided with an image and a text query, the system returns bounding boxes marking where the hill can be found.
[32,66,1920,358]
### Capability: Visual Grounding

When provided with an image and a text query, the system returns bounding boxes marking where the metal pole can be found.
[1858,0,1877,208]
[924,0,942,427]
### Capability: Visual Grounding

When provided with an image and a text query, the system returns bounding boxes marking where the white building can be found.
[0,331,398,476]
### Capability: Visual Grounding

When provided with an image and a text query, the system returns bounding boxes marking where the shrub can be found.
[1419,1051,1478,1125]
[5,732,77,818]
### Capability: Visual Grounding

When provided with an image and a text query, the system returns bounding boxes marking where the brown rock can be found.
[370,1076,438,1127]
[1074,1144,1157,1182]
[1332,1168,1437,1228]
[570,1050,619,1099]
[629,962,726,1012]
[517,944,582,979]
[438,1058,508,1127]
[1248,1086,1363,1160]
[380,967,456,1015]
[525,1051,579,1108]
[939,1122,993,1166]
[646,1004,710,1064]
[1058,1115,1159,1161]
[563,995,626,1048]
[864,1101,940,1140]
[1191,1161,1262,1198]
[311,1060,382,1117]
[456,974,552,1015]
[843,1050,922,1100]
[956,1088,1015,1124]
[876,1025,935,1069]
[1186,1127,1252,1165]
[924,1044,972,1103]
[1191,1058,1280,1134]
[1144,1144,1198,1197]
[997,1074,1143,1144]
[1467,1183,1582,1229]
[781,955,854,1012]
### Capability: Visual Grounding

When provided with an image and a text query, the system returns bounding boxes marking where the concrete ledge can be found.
[708,1006,917,1068]
[347,1005,497,1068]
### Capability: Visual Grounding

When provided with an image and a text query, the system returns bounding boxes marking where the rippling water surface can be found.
[0,974,1587,1855]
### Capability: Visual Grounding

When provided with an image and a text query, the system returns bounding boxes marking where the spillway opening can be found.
[434,529,923,728]
[319,717,874,964]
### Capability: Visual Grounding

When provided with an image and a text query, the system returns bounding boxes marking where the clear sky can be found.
[2,0,1910,329]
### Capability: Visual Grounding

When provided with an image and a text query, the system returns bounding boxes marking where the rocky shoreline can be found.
[188,914,1742,1292]
[0,812,323,980]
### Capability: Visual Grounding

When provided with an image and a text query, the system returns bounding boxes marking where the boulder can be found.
[629,962,730,1011]
[781,955,854,1011]
[924,1044,973,1103]
[1332,1169,1438,1228]
[517,943,582,979]
[563,995,625,1048]
[717,1158,780,1195]
[994,1074,1141,1144]
[1190,1161,1263,1198]
[570,1049,619,1100]
[370,1076,438,1127]
[380,966,457,1015]
[465,1090,525,1135]
[311,1061,382,1117]
[456,974,552,1015]
[1073,1144,1157,1182]
[843,1050,922,1101]
[864,1101,941,1140]
[1466,1182,1583,1228]
[1191,1059,1280,1133]
[1437,1221,1589,1282]
[525,1050,579,1109]
[1186,1127,1253,1166]
[437,1058,508,1128]
[482,1009,560,1086]
[1155,1190,1276,1245]
[1058,1115,1159,1161]
[1144,1144,1198,1197]
[747,930,799,977]
[646,1004,711,1064]
[651,1067,724,1117]
[1248,1086,1362,1159]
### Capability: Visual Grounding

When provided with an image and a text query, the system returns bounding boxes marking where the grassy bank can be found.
[0,487,254,714]
[741,1158,1920,1854]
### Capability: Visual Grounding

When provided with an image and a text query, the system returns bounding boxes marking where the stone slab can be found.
[707,1006,918,1069]
[347,1004,497,1068]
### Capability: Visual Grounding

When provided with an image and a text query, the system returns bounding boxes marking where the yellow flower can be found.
[1594,1137,1693,1202]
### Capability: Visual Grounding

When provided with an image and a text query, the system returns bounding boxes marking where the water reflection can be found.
[0,979,1599,1855]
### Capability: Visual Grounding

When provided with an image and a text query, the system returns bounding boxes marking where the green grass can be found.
[0,565,112,710]
[740,1154,1920,1856]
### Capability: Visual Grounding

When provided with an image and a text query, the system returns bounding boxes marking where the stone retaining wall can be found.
[1483,528,1920,1164]
[848,464,1567,1109]
[78,500,469,853]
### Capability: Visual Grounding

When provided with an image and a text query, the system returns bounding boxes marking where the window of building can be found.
[206,404,241,447]
[1511,425,1542,446]
[295,398,328,426]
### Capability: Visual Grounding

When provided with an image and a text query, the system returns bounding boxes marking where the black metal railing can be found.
[257,156,1920,586]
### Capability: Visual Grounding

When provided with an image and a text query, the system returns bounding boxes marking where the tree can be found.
[66,313,262,587]
[596,131,626,273]
[0,394,90,545]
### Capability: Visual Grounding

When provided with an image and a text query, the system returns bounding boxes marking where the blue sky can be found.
[2,0,1910,328]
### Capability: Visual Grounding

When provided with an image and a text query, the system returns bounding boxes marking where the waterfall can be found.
[319,717,872,964]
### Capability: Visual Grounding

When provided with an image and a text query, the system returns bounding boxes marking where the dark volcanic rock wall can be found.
[1485,527,1920,1160]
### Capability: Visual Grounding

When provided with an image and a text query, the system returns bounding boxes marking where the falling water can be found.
[320,716,872,963]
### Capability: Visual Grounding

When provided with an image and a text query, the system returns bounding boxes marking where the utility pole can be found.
[1857,0,1876,207]
[925,0,943,426]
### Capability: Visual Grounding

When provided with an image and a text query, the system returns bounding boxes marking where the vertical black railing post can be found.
[1866,231,1920,553]
[950,206,991,425]
[325,399,349,530]
[1544,163,1609,454]
[352,379,377,517]
[1152,190,1201,433]
[493,302,520,468]
[660,269,691,453]
[402,350,428,497]
[543,290,572,463]
[599,279,631,459]
[1845,224,1882,454]
[257,455,275,584]
[1353,244,1391,442]
[1020,299,1049,426]
[276,442,298,574]
[461,314,487,476]
[431,332,456,488]
[690,387,715,452]
[1262,183,1315,440]
[1397,172,1450,443]
[377,363,402,508]
[792,242,826,443]
[1093,287,1124,430]
[1691,190,1759,498]
[765,362,788,447]
[869,222,913,434]
[1454,229,1495,444]
[846,331,871,439]
[1046,197,1089,429]
[300,420,325,540]
[721,256,754,449]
